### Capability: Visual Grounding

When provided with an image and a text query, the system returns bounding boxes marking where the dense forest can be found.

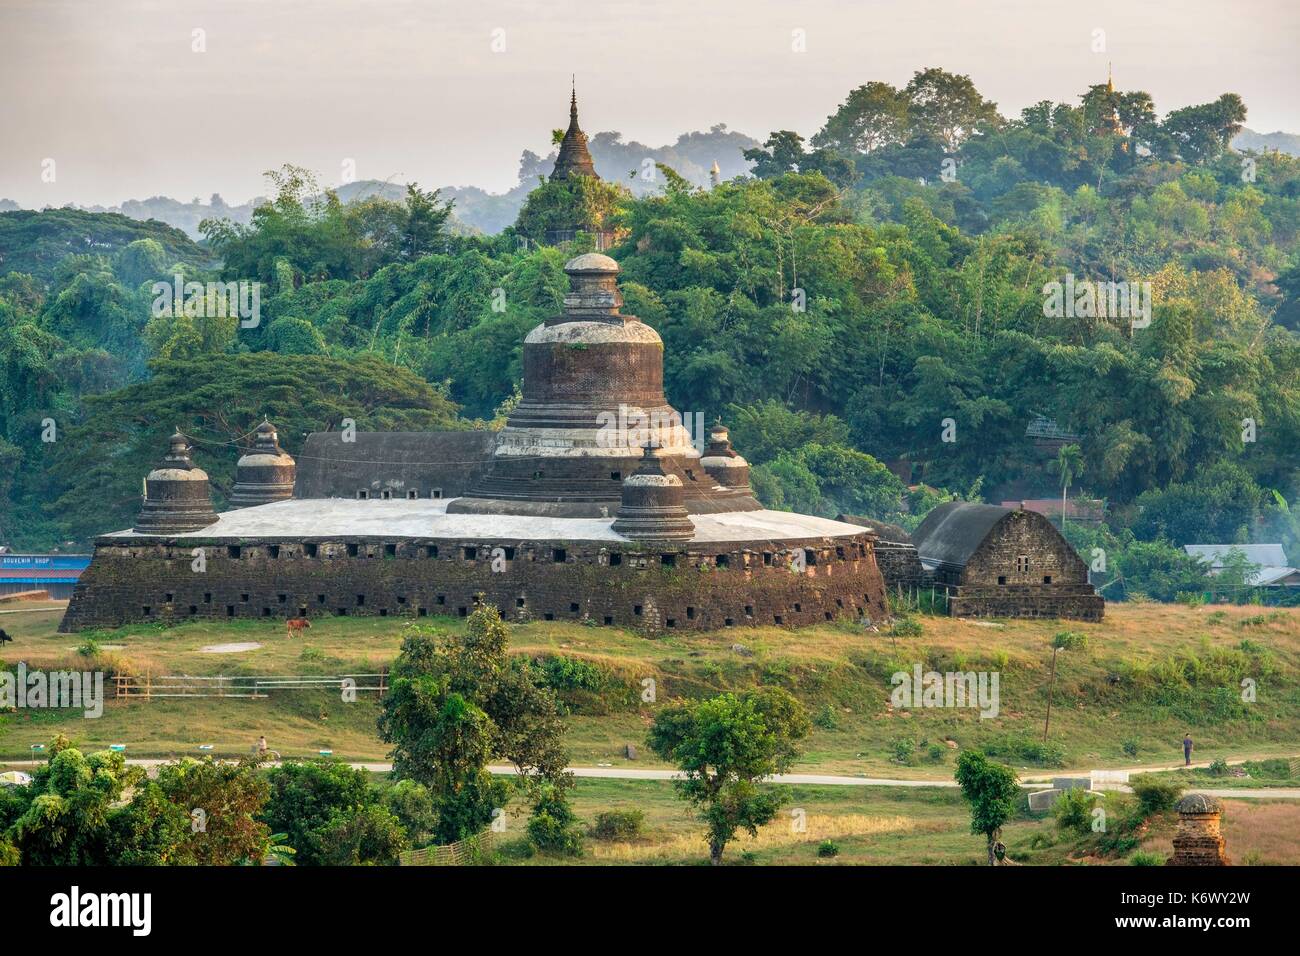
[2,68,1297,602]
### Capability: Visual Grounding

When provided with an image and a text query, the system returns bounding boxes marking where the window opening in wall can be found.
[417,607,427,617]
[570,603,580,613]
[686,606,695,620]
[357,490,368,500]
[226,605,235,617]
[661,553,675,567]
[634,605,643,616]
[227,546,241,559]
[503,546,515,560]
[317,594,326,604]
[553,548,566,563]
[745,605,753,616]
[436,595,445,605]
[381,490,392,500]
[763,552,773,566]
[278,594,287,603]
[724,618,734,627]
[774,614,784,625]
[458,607,468,617]
[432,488,443,499]
[544,612,554,621]
[1043,575,1052,584]
[262,607,271,617]
[426,545,438,558]
[517,597,526,607]
[304,543,318,558]
[603,616,613,625]
[189,605,197,615]
[609,552,622,566]
[384,544,396,557]
[407,489,419,500]
[165,592,173,602]
[356,594,365,606]
[142,605,151,616]
[666,618,676,628]
[268,545,280,558]
[998,576,1007,585]
[463,547,477,560]
[610,471,621,480]
[240,593,249,602]
[347,543,359,557]
[715,554,729,569]
[1016,555,1029,573]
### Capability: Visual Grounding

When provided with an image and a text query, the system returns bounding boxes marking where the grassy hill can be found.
[3,599,1298,865]
[2,601,1296,773]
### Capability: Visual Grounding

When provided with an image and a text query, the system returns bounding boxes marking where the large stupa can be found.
[61,254,888,634]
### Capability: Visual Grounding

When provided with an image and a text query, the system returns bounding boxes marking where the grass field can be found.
[4,599,1299,864]
[3,599,1297,774]
[479,777,1300,866]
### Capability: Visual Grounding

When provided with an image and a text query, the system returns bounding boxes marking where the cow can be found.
[285,618,311,639]
[0,628,11,647]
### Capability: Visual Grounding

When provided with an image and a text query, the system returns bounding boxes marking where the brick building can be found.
[909,502,1103,621]
[61,254,888,634]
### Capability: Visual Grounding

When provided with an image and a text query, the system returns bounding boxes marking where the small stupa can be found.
[229,419,296,508]
[134,430,219,534]
[612,444,695,541]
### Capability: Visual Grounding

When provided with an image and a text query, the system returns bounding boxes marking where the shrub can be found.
[1122,739,1139,758]
[588,809,645,841]
[1130,850,1165,866]
[1053,788,1099,836]
[1207,758,1230,778]
[890,737,916,765]
[76,638,100,658]
[926,742,946,763]
[890,617,923,637]
[526,784,583,857]
[817,839,839,858]
[1243,758,1291,780]
[1129,774,1182,816]
[812,704,838,730]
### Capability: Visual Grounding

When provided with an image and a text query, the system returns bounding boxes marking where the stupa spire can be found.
[551,78,598,181]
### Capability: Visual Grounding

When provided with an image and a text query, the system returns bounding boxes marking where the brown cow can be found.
[285,618,311,638]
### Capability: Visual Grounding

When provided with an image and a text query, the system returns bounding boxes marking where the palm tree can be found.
[1056,443,1084,533]
[1043,631,1088,742]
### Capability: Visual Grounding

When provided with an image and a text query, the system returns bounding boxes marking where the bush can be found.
[1122,739,1139,758]
[1129,774,1182,816]
[1243,758,1291,780]
[890,617,923,637]
[1053,788,1099,836]
[1207,758,1230,778]
[588,809,645,841]
[817,839,839,858]
[890,738,916,765]
[526,784,583,857]
[76,638,100,658]
[812,704,838,730]
[1130,850,1165,866]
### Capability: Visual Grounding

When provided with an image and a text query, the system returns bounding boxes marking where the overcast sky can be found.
[1,0,1297,208]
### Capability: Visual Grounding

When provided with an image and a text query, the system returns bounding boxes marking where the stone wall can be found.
[947,584,1104,621]
[61,532,888,634]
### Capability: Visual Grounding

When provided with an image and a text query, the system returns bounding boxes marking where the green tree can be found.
[955,749,1021,866]
[647,687,810,864]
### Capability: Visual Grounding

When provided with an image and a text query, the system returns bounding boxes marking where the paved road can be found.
[4,757,1299,799]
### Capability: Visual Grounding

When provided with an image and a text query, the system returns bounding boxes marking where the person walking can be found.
[1183,733,1193,767]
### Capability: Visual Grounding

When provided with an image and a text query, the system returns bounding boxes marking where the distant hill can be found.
[1232,128,1300,156]
[0,208,209,283]
[0,124,761,240]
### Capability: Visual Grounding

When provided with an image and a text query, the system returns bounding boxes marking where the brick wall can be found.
[61,533,889,634]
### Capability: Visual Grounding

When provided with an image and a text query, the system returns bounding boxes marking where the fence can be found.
[111,671,388,701]
[399,829,495,866]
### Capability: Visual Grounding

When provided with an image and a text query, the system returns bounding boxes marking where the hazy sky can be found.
[1,0,1297,208]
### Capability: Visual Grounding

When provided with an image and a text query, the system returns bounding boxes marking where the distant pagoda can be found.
[539,81,616,251]
[551,80,599,182]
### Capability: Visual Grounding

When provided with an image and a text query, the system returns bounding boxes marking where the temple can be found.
[60,253,889,634]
